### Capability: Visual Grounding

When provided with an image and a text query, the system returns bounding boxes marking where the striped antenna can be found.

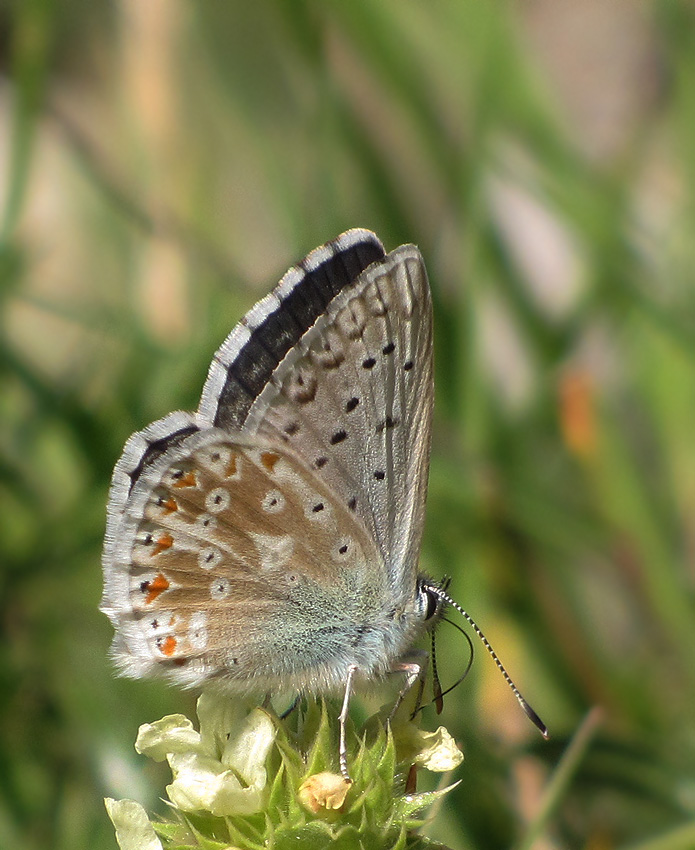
[425,583,549,739]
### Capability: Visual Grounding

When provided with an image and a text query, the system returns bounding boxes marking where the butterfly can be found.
[101,229,546,779]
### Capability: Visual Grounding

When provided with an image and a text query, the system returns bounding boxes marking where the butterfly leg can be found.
[389,649,430,720]
[338,664,358,783]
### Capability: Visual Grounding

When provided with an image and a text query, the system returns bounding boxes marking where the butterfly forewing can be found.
[245,246,434,596]
[198,230,387,432]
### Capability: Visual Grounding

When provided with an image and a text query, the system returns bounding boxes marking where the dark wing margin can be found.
[199,229,386,430]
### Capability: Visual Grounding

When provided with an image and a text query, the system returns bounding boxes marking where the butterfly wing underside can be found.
[102,429,388,692]
[200,237,434,601]
[102,230,434,693]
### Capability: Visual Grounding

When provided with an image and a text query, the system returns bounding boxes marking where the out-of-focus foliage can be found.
[1,1,694,848]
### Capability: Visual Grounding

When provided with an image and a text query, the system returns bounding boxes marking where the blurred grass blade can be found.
[1,0,54,242]
[620,822,695,850]
[515,707,604,850]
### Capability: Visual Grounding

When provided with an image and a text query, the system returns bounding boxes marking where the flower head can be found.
[105,691,462,849]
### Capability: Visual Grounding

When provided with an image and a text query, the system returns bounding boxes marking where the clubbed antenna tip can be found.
[519,695,549,740]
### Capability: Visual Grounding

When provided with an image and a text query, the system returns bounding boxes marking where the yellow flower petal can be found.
[298,772,351,814]
[165,711,276,816]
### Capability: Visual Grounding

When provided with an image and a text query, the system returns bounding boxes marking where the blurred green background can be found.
[2,1,695,848]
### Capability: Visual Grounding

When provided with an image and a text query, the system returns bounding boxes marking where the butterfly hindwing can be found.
[102,429,389,692]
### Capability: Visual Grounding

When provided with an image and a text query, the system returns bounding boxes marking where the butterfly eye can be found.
[422,587,440,621]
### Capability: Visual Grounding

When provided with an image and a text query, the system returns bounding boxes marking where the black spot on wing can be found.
[376,416,399,433]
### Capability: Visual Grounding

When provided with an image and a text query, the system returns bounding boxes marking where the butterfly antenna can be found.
[430,627,444,713]
[426,583,549,739]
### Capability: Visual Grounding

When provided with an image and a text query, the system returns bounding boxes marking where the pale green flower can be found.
[104,797,163,850]
[134,714,202,762]
[135,692,276,816]
[389,694,464,774]
[413,726,464,772]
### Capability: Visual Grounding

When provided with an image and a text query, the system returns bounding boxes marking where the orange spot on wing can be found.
[151,533,174,556]
[144,572,170,604]
[261,451,279,472]
[159,635,177,657]
[173,471,197,488]
[226,453,238,477]
[161,497,178,514]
